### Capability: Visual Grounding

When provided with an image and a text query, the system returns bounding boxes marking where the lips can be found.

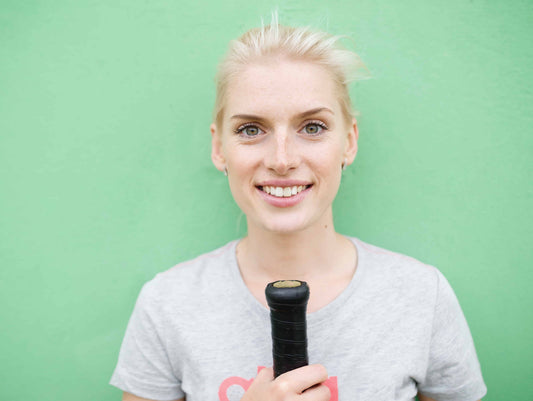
[255,183,313,207]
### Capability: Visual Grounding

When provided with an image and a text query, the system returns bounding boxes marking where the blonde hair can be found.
[213,17,367,128]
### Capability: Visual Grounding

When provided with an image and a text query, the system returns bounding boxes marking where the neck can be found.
[237,211,343,282]
[235,209,358,312]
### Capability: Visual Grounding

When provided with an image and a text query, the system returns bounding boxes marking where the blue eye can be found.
[303,122,327,135]
[236,124,263,137]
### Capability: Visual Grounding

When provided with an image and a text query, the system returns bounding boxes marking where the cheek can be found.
[224,141,267,171]
[311,146,344,173]
[309,148,344,193]
[224,148,258,200]
[225,151,256,174]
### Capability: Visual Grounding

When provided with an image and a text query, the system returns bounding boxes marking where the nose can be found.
[264,129,299,175]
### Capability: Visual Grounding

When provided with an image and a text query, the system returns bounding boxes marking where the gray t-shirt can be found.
[110,237,486,401]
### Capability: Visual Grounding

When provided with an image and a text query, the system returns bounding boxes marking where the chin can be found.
[254,215,314,235]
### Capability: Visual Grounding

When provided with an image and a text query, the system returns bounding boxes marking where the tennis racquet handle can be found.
[265,280,310,378]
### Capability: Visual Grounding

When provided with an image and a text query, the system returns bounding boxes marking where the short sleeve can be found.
[110,282,185,400]
[418,270,487,401]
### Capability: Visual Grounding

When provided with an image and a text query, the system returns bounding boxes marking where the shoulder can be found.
[347,237,471,342]
[352,237,439,282]
[349,236,444,306]
[136,240,239,314]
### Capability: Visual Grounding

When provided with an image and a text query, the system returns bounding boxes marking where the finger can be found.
[244,367,274,396]
[275,364,328,393]
[300,384,331,401]
[255,367,274,382]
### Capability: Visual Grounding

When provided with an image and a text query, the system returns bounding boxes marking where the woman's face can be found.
[211,58,358,234]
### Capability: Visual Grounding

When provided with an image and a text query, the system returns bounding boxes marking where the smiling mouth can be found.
[258,185,311,198]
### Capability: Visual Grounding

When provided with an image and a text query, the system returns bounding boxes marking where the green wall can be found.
[1,1,531,399]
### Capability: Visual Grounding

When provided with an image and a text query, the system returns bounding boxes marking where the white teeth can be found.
[261,185,308,198]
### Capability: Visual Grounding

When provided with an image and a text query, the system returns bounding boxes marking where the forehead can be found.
[224,59,340,118]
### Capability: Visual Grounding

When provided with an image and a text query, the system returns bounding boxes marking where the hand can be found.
[242,364,331,400]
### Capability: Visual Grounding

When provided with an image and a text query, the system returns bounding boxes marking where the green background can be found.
[1,0,531,400]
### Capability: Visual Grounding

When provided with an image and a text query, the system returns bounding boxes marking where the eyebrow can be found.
[230,107,334,121]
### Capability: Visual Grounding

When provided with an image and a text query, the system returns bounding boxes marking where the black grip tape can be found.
[265,280,310,378]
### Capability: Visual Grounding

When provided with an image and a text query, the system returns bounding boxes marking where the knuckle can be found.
[271,378,291,396]
[257,367,273,380]
[311,363,329,379]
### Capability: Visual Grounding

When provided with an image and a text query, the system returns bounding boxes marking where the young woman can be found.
[111,21,486,401]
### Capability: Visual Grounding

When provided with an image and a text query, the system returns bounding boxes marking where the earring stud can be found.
[224,167,228,176]
[342,158,347,171]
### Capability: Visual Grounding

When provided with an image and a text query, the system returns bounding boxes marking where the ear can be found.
[343,118,358,166]
[211,123,226,172]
